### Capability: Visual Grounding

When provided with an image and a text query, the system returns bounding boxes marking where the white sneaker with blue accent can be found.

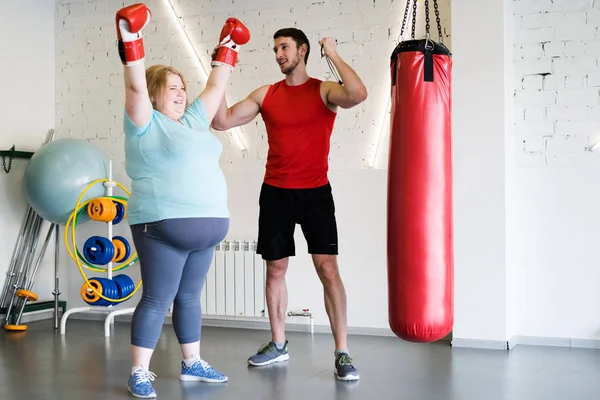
[180,357,228,383]
[128,367,157,398]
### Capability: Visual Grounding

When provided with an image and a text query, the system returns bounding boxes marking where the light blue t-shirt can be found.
[123,97,229,225]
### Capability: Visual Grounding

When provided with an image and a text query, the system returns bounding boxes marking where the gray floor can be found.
[1,319,600,400]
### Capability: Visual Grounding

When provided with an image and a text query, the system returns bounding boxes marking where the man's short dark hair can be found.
[273,28,310,64]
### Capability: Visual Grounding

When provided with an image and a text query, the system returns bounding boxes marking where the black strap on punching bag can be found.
[424,46,434,82]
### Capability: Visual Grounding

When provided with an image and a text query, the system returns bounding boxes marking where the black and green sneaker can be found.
[335,353,359,381]
[247,341,290,366]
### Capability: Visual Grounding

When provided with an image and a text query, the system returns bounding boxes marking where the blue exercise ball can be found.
[23,139,109,225]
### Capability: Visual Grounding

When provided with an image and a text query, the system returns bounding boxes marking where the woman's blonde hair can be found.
[145,65,187,109]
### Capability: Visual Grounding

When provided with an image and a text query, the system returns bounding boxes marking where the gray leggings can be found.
[129,217,228,349]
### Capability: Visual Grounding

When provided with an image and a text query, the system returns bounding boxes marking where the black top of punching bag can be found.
[390,39,451,84]
[391,39,452,60]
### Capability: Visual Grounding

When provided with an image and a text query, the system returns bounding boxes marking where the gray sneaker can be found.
[335,353,359,381]
[247,341,290,366]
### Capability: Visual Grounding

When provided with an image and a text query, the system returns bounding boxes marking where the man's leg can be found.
[265,257,290,344]
[311,254,347,351]
[247,257,291,366]
[249,183,295,366]
[299,182,359,380]
[311,254,359,380]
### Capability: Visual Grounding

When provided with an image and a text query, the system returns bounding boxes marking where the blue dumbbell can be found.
[113,202,125,225]
[83,236,115,265]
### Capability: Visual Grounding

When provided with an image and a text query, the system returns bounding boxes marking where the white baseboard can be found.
[514,335,600,349]
[507,335,519,349]
[202,316,398,337]
[451,338,509,350]
[571,339,600,349]
[452,335,600,350]
[59,310,398,337]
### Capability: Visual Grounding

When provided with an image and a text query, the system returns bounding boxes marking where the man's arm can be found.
[320,37,368,109]
[211,85,269,131]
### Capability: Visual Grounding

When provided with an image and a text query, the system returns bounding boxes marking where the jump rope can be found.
[321,41,343,85]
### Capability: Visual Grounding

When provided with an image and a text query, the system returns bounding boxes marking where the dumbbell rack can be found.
[60,160,137,337]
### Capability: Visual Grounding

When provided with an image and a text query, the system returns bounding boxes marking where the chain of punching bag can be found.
[399,0,444,43]
[411,0,417,39]
[399,0,411,39]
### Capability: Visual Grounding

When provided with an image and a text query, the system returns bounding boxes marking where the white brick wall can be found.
[55,0,451,175]
[514,0,600,166]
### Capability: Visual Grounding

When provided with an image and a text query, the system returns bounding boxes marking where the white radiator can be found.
[202,240,267,319]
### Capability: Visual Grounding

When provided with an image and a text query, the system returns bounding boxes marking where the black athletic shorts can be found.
[256,182,338,261]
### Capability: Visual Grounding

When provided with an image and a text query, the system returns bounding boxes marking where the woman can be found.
[115,4,250,398]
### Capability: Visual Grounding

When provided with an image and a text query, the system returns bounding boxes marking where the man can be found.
[211,27,367,381]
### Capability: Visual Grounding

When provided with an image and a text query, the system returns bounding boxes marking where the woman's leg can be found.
[164,217,229,382]
[176,246,229,383]
[163,217,229,349]
[130,222,188,360]
[173,246,214,358]
[127,221,188,397]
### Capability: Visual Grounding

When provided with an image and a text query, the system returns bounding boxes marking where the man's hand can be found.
[318,36,367,108]
[319,37,338,58]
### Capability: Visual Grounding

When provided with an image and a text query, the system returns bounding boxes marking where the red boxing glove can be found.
[211,18,250,69]
[116,3,152,67]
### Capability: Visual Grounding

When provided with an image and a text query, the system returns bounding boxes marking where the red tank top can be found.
[261,78,337,188]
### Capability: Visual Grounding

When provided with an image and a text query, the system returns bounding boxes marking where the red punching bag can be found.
[386,4,453,342]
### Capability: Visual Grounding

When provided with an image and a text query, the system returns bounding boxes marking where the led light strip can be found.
[368,96,391,168]
[165,0,247,151]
